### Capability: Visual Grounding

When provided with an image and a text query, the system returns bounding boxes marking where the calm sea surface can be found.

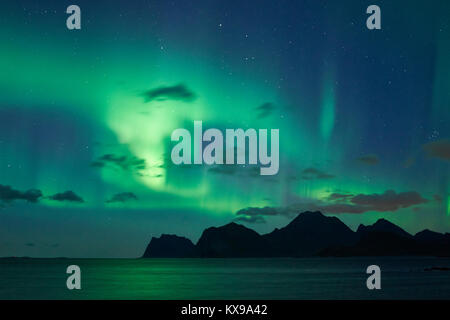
[1,257,449,299]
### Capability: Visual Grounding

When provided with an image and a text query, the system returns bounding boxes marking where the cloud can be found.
[142,84,196,102]
[235,205,299,225]
[234,215,266,224]
[356,154,379,165]
[423,139,450,161]
[0,184,42,203]
[106,192,138,203]
[328,193,354,202]
[235,206,284,225]
[300,167,335,180]
[49,191,84,203]
[235,190,429,218]
[208,165,238,175]
[255,102,275,119]
[317,203,367,214]
[91,154,146,174]
[25,243,35,247]
[349,190,428,212]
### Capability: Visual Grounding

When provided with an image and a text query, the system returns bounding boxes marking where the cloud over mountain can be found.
[234,215,266,224]
[235,190,429,222]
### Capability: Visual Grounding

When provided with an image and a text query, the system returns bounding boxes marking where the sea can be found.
[0,257,449,299]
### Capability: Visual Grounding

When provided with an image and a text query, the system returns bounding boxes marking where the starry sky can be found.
[0,0,449,257]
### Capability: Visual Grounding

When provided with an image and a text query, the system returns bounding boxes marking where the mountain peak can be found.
[415,229,436,236]
[207,222,254,233]
[142,234,196,258]
[289,211,325,224]
[196,221,266,257]
[373,218,393,226]
[414,229,447,243]
[224,222,242,228]
[142,212,450,258]
[297,210,325,218]
[264,210,357,256]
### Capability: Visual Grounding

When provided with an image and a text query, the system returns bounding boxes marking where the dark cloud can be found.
[235,205,303,226]
[320,190,428,214]
[255,102,275,119]
[328,193,354,202]
[300,168,335,180]
[234,215,266,224]
[235,207,278,224]
[142,84,196,102]
[0,184,42,203]
[236,206,279,217]
[318,203,367,214]
[350,190,428,212]
[49,191,84,203]
[433,194,443,203]
[91,154,146,174]
[106,192,138,203]
[25,243,35,247]
[356,154,379,165]
[423,139,450,161]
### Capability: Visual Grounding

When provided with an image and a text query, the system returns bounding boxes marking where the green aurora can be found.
[0,0,449,257]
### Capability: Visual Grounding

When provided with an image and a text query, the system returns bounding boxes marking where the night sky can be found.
[0,0,449,257]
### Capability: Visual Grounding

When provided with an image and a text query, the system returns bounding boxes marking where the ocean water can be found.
[0,257,449,299]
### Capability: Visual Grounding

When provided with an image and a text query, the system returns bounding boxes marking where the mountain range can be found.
[142,211,450,258]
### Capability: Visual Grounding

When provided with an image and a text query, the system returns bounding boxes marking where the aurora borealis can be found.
[0,0,449,257]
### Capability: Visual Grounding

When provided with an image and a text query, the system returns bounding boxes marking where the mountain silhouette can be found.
[142,211,450,258]
[142,234,196,258]
[414,229,450,244]
[319,231,419,256]
[196,222,270,257]
[414,230,450,256]
[321,219,450,257]
[262,211,357,257]
[356,218,412,238]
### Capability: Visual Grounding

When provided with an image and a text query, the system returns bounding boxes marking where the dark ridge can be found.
[142,234,196,258]
[262,211,357,257]
[142,211,450,258]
